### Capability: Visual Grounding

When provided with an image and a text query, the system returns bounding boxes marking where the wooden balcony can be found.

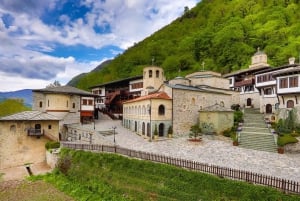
[234,78,255,87]
[27,128,44,137]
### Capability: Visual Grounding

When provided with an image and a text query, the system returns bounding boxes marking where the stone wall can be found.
[172,89,232,136]
[0,121,52,169]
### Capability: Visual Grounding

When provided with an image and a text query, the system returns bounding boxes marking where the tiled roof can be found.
[200,104,233,112]
[0,111,61,121]
[33,86,96,96]
[124,92,171,103]
[223,66,270,77]
[89,75,143,88]
[167,84,230,95]
[272,66,300,77]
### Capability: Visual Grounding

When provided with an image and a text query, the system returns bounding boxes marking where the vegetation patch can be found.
[278,134,299,147]
[0,99,30,117]
[45,141,60,150]
[32,148,300,201]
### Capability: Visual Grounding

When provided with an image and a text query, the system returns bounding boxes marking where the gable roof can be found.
[0,111,61,121]
[124,92,171,103]
[33,86,96,97]
[165,84,230,95]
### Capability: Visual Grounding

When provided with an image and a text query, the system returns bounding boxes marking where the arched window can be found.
[156,70,159,78]
[142,122,145,135]
[158,105,165,115]
[39,101,43,108]
[149,70,152,78]
[10,125,16,132]
[287,100,294,108]
[191,98,195,105]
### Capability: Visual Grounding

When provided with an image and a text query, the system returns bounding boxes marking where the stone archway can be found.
[159,123,164,137]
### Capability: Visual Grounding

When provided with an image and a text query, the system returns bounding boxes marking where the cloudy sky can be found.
[0,0,200,91]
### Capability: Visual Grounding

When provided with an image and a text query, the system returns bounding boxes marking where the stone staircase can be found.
[238,108,278,153]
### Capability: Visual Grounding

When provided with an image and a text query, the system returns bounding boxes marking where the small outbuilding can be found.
[199,103,234,135]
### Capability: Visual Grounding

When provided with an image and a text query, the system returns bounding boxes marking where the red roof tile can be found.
[124,92,171,103]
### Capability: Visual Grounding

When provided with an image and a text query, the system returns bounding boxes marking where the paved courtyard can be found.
[79,113,300,183]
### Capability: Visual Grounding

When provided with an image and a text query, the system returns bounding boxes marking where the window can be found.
[131,82,143,89]
[279,78,288,88]
[229,79,232,84]
[72,103,75,108]
[158,105,165,115]
[287,100,294,108]
[10,125,16,132]
[156,70,159,78]
[66,101,68,107]
[39,101,43,108]
[149,70,152,78]
[82,99,88,105]
[48,100,50,107]
[264,88,272,95]
[88,99,93,105]
[289,76,298,88]
[48,125,52,129]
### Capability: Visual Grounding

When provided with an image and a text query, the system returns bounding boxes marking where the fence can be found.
[61,142,300,195]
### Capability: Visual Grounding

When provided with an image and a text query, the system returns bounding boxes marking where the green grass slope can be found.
[74,0,300,90]
[35,149,299,201]
[0,99,31,117]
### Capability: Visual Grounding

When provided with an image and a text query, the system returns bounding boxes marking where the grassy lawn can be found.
[0,180,74,201]
[30,148,300,201]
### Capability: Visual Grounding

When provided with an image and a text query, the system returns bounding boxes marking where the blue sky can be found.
[0,0,200,91]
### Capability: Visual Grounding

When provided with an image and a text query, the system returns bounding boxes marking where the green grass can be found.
[32,148,300,201]
[0,99,31,117]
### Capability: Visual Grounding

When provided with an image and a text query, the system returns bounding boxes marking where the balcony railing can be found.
[27,128,44,137]
[234,78,254,87]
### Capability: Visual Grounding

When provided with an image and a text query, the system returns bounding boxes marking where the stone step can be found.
[242,127,270,133]
[242,123,267,128]
[239,132,277,153]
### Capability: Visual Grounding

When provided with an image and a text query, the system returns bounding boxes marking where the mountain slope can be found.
[0,89,32,107]
[73,0,300,90]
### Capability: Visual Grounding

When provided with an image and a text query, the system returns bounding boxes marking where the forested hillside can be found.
[72,0,300,90]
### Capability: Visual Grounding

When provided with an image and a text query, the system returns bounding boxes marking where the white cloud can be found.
[0,0,200,91]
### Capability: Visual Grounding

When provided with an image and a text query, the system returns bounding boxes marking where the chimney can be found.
[289,57,295,64]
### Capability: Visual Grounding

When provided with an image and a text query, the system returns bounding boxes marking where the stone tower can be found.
[142,66,166,96]
[249,47,270,69]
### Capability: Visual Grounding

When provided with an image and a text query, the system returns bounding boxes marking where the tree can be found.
[189,123,202,140]
[47,80,61,88]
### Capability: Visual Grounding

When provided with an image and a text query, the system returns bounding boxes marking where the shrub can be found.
[168,125,173,134]
[234,110,243,123]
[189,123,202,139]
[277,134,299,147]
[222,128,232,137]
[56,154,72,175]
[45,141,60,150]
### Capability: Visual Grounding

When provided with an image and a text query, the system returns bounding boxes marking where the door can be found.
[266,104,272,114]
[246,98,252,107]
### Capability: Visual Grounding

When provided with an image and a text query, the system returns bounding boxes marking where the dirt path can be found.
[0,162,52,181]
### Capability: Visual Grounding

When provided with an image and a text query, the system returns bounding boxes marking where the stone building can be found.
[32,85,97,125]
[224,48,271,108]
[199,104,234,135]
[123,91,172,138]
[123,66,239,137]
[0,111,60,169]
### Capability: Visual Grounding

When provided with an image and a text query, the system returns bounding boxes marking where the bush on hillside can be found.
[45,141,60,150]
